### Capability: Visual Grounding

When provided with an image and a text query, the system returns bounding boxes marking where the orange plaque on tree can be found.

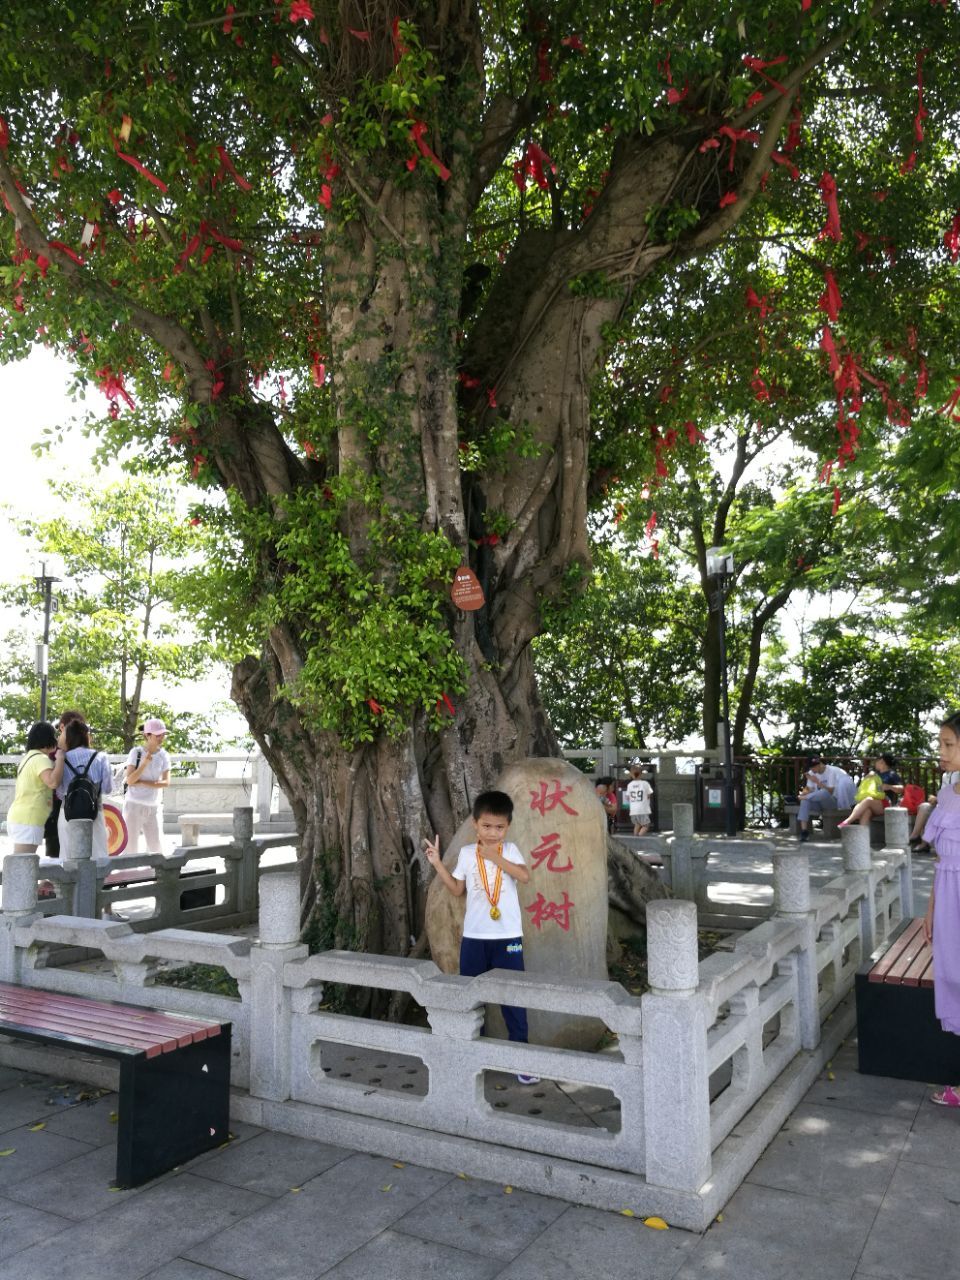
[450,564,485,610]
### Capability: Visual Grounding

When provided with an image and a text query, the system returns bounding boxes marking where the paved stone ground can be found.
[0,837,949,1280]
[0,1033,958,1280]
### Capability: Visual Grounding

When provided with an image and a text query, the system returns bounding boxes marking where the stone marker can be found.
[425,758,609,1049]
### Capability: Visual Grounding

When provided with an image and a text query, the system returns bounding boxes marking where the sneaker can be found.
[517,1073,540,1085]
[798,830,809,843]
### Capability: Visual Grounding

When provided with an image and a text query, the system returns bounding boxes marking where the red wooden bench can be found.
[855,918,959,1085]
[0,982,231,1186]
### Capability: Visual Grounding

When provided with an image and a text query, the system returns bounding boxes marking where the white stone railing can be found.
[0,807,297,932]
[0,804,912,1230]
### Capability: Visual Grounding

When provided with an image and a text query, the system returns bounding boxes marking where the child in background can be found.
[123,718,171,855]
[625,763,653,836]
[595,776,618,831]
[922,712,960,1107]
[425,790,539,1084]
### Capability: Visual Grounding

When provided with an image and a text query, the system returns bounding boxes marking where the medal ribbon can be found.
[476,845,503,914]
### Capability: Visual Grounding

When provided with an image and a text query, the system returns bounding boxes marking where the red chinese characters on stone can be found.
[529,779,579,817]
[529,832,573,874]
[525,891,575,932]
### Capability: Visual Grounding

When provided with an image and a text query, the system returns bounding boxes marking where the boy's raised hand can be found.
[424,834,442,868]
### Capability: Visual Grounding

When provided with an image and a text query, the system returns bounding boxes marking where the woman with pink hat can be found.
[123,718,171,855]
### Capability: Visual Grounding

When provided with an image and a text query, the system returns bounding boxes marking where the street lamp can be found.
[706,547,737,837]
[33,562,60,722]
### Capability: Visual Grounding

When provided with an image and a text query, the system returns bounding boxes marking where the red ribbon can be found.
[717,125,760,171]
[817,172,841,242]
[367,698,383,715]
[512,141,554,192]
[0,116,8,149]
[719,191,738,208]
[915,359,928,399]
[409,121,451,182]
[831,486,841,517]
[436,694,455,715]
[48,240,85,266]
[818,269,842,323]
[820,325,841,380]
[113,138,168,193]
[914,49,929,143]
[289,0,313,21]
[216,146,252,192]
[742,54,788,95]
[685,420,705,445]
[944,210,960,262]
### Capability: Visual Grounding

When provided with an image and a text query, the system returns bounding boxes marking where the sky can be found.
[0,347,245,740]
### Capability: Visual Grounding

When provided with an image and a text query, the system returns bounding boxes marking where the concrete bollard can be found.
[672,803,695,840]
[840,823,875,956]
[258,870,300,947]
[883,806,914,919]
[773,850,811,915]
[841,822,871,872]
[646,899,700,993]
[667,804,697,900]
[642,899,711,1192]
[233,805,254,845]
[884,806,910,851]
[772,850,819,1049]
[249,868,307,1102]
[1,853,40,913]
[63,819,98,918]
[0,853,41,983]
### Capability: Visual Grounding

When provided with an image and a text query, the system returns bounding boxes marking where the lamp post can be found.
[706,547,737,837]
[33,562,60,722]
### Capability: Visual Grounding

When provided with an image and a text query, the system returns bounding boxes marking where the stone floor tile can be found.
[0,1172,271,1280]
[392,1174,568,1261]
[856,1160,960,1280]
[745,1102,910,1207]
[318,1228,502,1280]
[146,1262,247,1280]
[3,1142,139,1219]
[0,1196,72,1261]
[0,1124,94,1193]
[182,1153,453,1280]
[0,1080,97,1134]
[494,1204,697,1280]
[38,1093,119,1147]
[802,1062,926,1119]
[899,1095,960,1171]
[673,1182,868,1280]
[0,1069,44,1093]
[189,1129,352,1197]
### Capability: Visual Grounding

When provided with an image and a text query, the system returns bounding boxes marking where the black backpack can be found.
[63,753,102,821]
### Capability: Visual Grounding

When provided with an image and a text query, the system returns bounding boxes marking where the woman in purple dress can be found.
[922,711,960,1106]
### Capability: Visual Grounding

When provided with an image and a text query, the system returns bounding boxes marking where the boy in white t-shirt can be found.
[123,717,171,855]
[425,790,538,1083]
[625,764,653,835]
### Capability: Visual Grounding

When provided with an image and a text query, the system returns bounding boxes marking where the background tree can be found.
[1,1,957,951]
[0,476,223,752]
[533,541,702,751]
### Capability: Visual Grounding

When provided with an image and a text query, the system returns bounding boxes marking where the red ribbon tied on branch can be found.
[914,49,929,143]
[742,54,789,95]
[817,172,842,242]
[96,366,135,417]
[112,136,168,193]
[409,121,451,181]
[289,0,313,21]
[512,141,554,192]
[944,211,960,263]
[818,269,842,323]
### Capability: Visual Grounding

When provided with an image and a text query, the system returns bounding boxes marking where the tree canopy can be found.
[1,1,958,945]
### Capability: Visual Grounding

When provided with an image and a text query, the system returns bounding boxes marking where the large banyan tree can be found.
[1,1,957,951]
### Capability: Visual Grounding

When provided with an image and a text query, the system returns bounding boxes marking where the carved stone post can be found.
[0,854,40,982]
[642,899,711,1192]
[249,870,307,1100]
[841,823,875,957]
[773,849,819,1049]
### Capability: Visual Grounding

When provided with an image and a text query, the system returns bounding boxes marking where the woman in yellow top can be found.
[6,722,66,853]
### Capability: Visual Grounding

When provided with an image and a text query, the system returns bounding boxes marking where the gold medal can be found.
[476,845,503,920]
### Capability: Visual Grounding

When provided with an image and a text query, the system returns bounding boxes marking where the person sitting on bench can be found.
[797,755,856,842]
[838,751,903,830]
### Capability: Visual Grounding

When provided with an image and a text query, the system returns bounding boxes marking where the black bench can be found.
[0,982,230,1186]
[855,918,960,1086]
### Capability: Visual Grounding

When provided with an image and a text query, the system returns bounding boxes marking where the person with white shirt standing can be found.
[797,754,857,842]
[123,718,171,855]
